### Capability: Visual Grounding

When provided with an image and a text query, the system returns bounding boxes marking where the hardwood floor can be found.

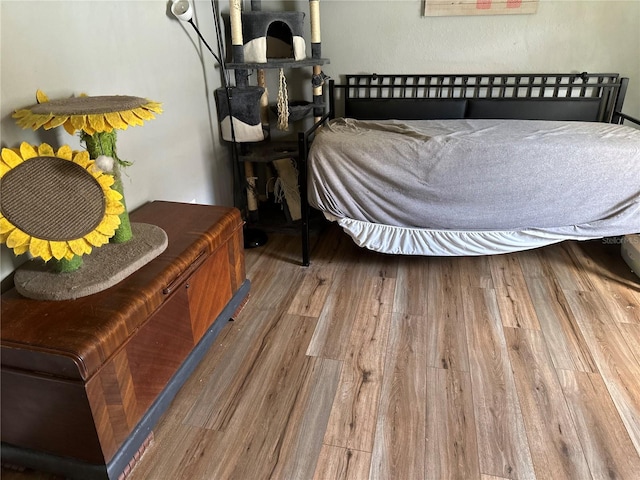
[3,225,640,479]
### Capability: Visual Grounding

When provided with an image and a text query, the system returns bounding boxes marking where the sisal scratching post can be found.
[257,69,270,127]
[309,0,324,122]
[229,0,243,52]
[310,0,321,47]
[272,158,301,221]
[244,162,259,222]
[81,130,132,243]
[229,0,248,87]
[257,69,270,202]
[230,0,257,219]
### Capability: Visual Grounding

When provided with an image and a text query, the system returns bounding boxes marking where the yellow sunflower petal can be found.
[13,244,29,256]
[12,112,33,129]
[105,198,125,215]
[95,215,121,236]
[119,109,143,127]
[0,162,10,178]
[33,113,54,130]
[104,187,123,201]
[63,250,76,261]
[19,142,38,160]
[86,163,104,177]
[49,241,69,260]
[12,109,31,120]
[0,232,10,243]
[104,111,128,130]
[88,114,106,132]
[44,115,69,130]
[6,229,29,248]
[132,107,155,121]
[115,115,128,130]
[68,238,90,256]
[15,113,36,129]
[36,89,49,103]
[144,101,163,113]
[62,119,77,136]
[1,148,24,168]
[72,151,91,168]
[56,145,73,160]
[83,124,96,135]
[29,237,52,261]
[83,158,97,171]
[83,230,109,247]
[0,217,16,235]
[70,114,86,131]
[37,143,55,156]
[96,174,115,189]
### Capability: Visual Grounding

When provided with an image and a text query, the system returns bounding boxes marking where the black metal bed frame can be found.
[297,72,638,266]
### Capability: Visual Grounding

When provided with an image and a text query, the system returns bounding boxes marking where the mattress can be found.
[308,118,640,256]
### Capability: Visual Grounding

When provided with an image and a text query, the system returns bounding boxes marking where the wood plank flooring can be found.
[3,225,640,480]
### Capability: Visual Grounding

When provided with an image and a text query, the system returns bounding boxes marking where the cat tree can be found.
[222,0,329,226]
[172,0,328,235]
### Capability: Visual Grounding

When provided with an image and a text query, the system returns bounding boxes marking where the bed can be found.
[297,73,640,266]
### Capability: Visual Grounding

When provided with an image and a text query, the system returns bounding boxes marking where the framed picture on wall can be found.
[424,0,539,16]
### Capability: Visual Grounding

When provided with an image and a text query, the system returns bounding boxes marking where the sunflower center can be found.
[1,156,105,241]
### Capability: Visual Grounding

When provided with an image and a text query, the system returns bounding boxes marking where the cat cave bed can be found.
[241,11,306,63]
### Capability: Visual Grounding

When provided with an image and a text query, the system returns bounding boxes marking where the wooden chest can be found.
[1,201,250,479]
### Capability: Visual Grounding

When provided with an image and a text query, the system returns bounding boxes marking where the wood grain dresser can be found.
[1,201,250,479]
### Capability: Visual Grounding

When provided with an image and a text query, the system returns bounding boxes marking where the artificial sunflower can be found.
[0,142,124,263]
[12,90,163,135]
[12,90,162,245]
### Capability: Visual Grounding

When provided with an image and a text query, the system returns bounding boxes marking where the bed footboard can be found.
[298,110,333,266]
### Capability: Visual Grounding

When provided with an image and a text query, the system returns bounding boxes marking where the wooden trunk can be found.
[1,201,250,479]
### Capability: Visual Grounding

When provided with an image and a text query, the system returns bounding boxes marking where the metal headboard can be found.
[342,72,625,123]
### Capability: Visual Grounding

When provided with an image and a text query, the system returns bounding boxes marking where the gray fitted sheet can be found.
[308,118,640,237]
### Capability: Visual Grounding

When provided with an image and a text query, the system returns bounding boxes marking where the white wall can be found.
[1,0,639,281]
[1,0,229,279]
[315,0,640,115]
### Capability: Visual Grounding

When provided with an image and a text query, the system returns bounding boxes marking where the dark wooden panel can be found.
[1,369,104,464]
